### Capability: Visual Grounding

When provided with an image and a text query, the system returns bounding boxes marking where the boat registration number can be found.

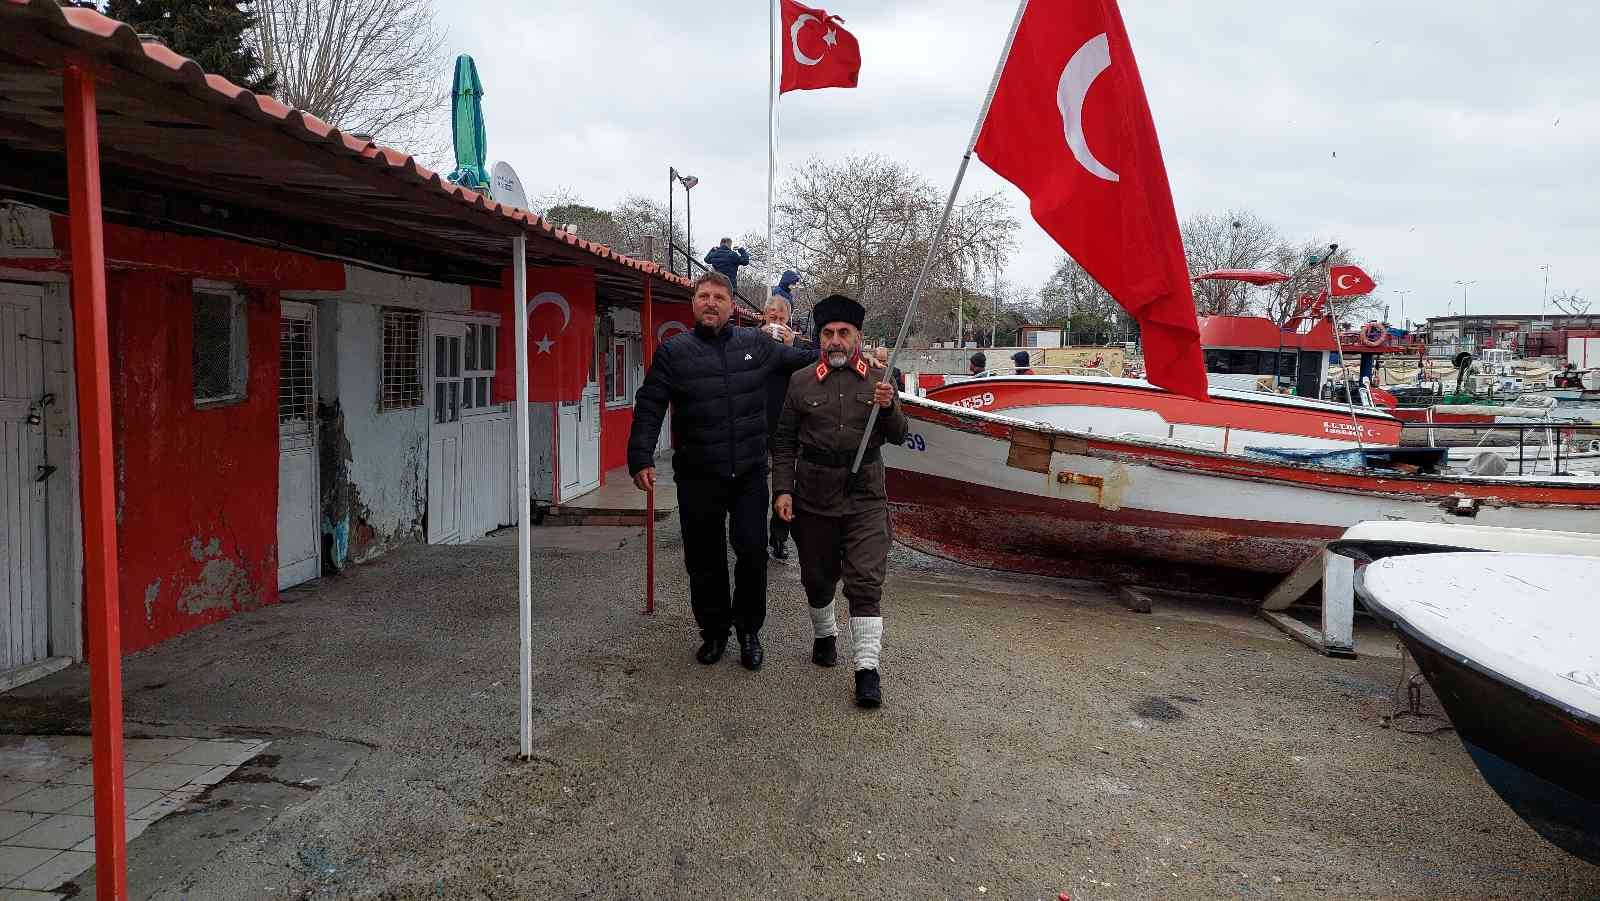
[902,433,928,452]
[953,391,995,409]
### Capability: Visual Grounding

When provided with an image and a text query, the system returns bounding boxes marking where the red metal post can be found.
[642,274,655,615]
[64,63,129,900]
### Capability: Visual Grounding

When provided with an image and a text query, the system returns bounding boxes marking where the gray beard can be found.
[826,352,849,368]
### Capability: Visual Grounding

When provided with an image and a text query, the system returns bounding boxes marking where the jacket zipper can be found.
[720,332,734,477]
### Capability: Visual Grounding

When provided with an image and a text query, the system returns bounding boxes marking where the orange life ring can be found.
[1359,322,1386,347]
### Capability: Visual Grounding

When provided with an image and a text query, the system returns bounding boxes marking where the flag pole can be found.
[767,0,778,261]
[849,0,1031,473]
[1322,250,1367,451]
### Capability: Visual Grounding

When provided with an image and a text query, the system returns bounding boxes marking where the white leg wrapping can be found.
[809,601,839,639]
[849,616,883,671]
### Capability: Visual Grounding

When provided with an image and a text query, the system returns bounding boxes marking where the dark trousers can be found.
[789,505,890,618]
[677,471,769,639]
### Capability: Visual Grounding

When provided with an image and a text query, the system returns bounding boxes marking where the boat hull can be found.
[885,397,1600,596]
[1390,624,1600,865]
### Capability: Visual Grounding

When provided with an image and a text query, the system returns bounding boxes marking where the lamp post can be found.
[678,171,699,278]
[667,167,700,277]
[1392,289,1410,328]
[1540,264,1550,318]
[1454,279,1476,352]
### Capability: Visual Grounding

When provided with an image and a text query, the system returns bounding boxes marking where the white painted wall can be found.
[321,302,429,559]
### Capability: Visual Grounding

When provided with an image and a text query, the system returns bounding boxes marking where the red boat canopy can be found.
[1199,316,1339,352]
[1193,269,1290,286]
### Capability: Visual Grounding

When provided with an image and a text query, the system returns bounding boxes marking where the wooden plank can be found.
[1117,585,1153,614]
[1,421,16,671]
[1261,548,1327,611]
[1321,553,1356,655]
[1260,609,1328,654]
[0,655,71,692]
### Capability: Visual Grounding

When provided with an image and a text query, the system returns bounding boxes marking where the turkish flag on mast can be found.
[1329,265,1377,297]
[974,0,1206,399]
[779,0,860,93]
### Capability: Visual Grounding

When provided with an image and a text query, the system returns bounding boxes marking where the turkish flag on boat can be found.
[974,0,1206,399]
[499,266,596,404]
[1330,265,1377,297]
[779,0,861,93]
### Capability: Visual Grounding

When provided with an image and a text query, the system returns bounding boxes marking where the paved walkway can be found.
[555,460,678,517]
[0,520,1594,899]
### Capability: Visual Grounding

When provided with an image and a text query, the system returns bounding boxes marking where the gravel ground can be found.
[9,518,1598,900]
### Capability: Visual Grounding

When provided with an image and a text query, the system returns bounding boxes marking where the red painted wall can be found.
[108,269,283,652]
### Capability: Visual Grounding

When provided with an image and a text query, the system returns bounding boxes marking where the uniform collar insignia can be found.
[816,353,869,381]
[853,356,869,378]
[814,359,829,382]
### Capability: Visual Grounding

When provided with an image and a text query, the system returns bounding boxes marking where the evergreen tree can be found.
[105,0,276,94]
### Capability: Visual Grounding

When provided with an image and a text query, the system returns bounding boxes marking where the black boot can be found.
[738,633,764,671]
[854,668,882,708]
[770,539,789,561]
[812,635,837,667]
[695,636,727,665]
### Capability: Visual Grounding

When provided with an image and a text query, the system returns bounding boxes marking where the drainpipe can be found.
[64,61,129,900]
[642,273,655,616]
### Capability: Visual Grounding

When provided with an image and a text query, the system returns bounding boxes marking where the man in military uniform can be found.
[771,295,907,708]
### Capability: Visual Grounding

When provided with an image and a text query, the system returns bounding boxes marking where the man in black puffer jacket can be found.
[628,272,818,671]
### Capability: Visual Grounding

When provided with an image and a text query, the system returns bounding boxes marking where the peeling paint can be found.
[178,550,261,615]
[143,579,161,624]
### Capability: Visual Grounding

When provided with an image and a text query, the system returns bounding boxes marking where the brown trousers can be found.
[789,505,890,618]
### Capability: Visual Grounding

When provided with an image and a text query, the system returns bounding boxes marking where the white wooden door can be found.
[578,384,601,489]
[0,282,50,671]
[277,302,319,590]
[427,319,467,543]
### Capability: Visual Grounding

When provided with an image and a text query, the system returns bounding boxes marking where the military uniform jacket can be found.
[771,355,910,516]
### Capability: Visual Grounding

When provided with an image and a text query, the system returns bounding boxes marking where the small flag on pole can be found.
[779,0,861,93]
[1330,265,1377,297]
[973,0,1206,400]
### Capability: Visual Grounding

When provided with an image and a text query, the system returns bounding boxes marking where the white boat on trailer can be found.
[883,394,1600,598]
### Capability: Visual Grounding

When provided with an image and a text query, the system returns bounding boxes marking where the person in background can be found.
[628,272,817,672]
[1011,350,1034,375]
[874,346,905,392]
[762,292,801,561]
[772,270,800,304]
[968,352,987,378]
[705,238,750,293]
[772,294,907,708]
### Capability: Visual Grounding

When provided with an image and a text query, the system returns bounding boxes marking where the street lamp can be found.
[667,167,701,277]
[1392,289,1410,327]
[678,171,699,277]
[1540,265,1550,318]
[1454,279,1476,352]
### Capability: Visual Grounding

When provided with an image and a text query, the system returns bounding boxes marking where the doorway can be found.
[0,277,80,686]
[427,317,467,544]
[277,301,319,589]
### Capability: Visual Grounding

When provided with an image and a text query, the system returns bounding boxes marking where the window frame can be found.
[191,280,248,409]
[602,311,644,410]
[460,318,501,417]
[379,308,425,414]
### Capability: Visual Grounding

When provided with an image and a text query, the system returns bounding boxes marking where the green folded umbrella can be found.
[446,54,490,194]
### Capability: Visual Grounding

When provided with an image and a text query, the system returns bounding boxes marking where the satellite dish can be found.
[490,161,528,211]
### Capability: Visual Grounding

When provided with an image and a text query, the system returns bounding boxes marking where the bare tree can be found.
[1181,210,1280,315]
[773,155,1018,342]
[252,0,447,160]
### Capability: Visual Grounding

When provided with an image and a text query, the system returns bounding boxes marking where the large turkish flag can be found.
[496,266,595,404]
[779,0,861,93]
[1329,265,1377,297]
[975,0,1206,399]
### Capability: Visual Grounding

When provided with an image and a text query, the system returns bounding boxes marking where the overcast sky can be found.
[452,0,1596,325]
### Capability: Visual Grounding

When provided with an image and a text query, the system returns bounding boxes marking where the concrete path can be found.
[1,519,1596,899]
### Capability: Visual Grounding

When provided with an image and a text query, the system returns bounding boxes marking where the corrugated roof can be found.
[0,0,692,298]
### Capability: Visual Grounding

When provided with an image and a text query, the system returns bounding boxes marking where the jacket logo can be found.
[744,353,753,361]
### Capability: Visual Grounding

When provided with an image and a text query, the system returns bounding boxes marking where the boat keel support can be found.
[1258,549,1357,658]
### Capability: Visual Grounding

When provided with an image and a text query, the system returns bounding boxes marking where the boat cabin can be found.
[1198,315,1336,397]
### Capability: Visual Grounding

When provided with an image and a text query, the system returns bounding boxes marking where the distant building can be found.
[1421,313,1600,358]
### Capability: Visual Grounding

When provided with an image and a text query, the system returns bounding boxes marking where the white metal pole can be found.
[512,234,533,759]
[768,0,778,260]
[849,0,1031,473]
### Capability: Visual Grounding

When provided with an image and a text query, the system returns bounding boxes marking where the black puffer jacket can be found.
[629,325,818,480]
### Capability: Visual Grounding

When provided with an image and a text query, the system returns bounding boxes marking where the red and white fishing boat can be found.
[884,395,1600,597]
[924,373,1402,452]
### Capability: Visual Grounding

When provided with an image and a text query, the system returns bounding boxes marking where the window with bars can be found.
[193,288,246,406]
[279,314,314,429]
[461,322,498,413]
[380,309,423,411]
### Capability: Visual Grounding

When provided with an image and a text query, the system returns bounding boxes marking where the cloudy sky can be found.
[452,0,1596,325]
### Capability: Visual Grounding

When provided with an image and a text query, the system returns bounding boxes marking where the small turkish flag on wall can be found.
[1330,265,1377,297]
[780,0,860,93]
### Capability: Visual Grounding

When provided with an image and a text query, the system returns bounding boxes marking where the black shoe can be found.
[739,633,764,671]
[812,635,838,667]
[854,668,882,708]
[770,540,789,561]
[695,637,727,665]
